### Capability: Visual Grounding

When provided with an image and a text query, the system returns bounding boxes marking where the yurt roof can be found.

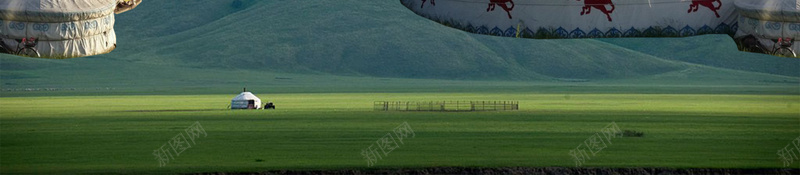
[0,0,118,22]
[232,92,261,101]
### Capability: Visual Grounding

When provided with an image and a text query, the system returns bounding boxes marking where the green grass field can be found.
[1,93,798,174]
[2,1,800,173]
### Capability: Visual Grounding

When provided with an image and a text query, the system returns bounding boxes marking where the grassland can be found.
[2,0,800,174]
[1,93,798,174]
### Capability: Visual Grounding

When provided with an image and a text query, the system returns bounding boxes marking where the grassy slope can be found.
[597,36,800,77]
[105,0,798,80]
[0,93,798,173]
[2,54,798,96]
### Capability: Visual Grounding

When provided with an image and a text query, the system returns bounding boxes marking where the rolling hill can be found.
[1,0,798,94]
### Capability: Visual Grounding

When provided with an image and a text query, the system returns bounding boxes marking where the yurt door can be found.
[247,100,255,109]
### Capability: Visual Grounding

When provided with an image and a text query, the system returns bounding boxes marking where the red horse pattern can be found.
[579,0,615,22]
[688,0,721,18]
[421,0,435,8]
[487,0,514,19]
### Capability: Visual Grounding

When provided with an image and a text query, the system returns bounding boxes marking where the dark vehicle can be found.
[264,102,276,109]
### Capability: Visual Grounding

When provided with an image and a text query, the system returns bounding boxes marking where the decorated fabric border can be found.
[0,29,116,59]
[401,0,739,39]
[1,14,115,41]
[737,15,800,39]
[428,14,738,39]
[0,2,117,23]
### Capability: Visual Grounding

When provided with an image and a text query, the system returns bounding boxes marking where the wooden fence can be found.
[374,101,518,111]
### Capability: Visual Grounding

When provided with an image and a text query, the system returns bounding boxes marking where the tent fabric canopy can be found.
[733,0,800,53]
[734,0,800,23]
[399,0,799,57]
[0,0,137,58]
[0,0,118,23]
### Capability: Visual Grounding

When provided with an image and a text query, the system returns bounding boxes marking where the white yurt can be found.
[231,89,261,109]
[734,0,800,56]
[0,0,141,58]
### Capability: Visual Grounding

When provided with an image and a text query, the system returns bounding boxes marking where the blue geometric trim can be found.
[696,25,713,35]
[587,28,605,38]
[679,25,695,37]
[32,23,49,32]
[765,21,782,31]
[505,27,517,37]
[61,23,77,32]
[569,28,586,38]
[103,15,112,25]
[10,21,25,30]
[605,28,622,37]
[623,27,641,37]
[554,27,568,38]
[425,14,738,39]
[476,26,489,35]
[745,17,759,27]
[643,27,659,37]
[490,27,504,36]
[790,23,800,32]
[714,23,731,34]
[661,26,678,37]
[84,21,98,30]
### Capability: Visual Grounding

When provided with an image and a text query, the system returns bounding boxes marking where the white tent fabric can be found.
[399,0,799,57]
[733,0,800,54]
[0,0,135,58]
[231,92,262,109]
[399,0,738,39]
[734,0,800,23]
[735,16,800,40]
[0,0,117,22]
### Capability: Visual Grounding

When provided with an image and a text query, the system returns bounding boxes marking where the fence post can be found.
[471,101,475,111]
